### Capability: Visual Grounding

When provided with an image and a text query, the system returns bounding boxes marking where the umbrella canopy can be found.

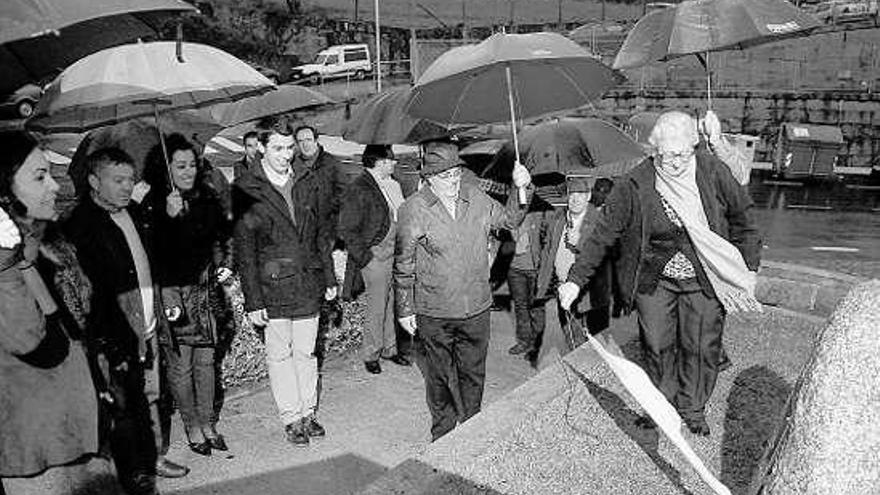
[206,84,334,128]
[0,0,196,94]
[27,41,274,134]
[612,0,820,70]
[342,86,450,145]
[66,115,224,197]
[408,32,623,126]
[487,118,646,181]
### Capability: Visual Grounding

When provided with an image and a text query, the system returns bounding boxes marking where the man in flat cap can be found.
[394,141,532,440]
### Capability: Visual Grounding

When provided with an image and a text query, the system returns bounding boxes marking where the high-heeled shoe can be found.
[206,434,228,451]
[188,440,212,456]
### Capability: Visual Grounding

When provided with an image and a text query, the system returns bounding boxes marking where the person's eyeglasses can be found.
[433,167,462,180]
[658,148,695,162]
[377,158,398,166]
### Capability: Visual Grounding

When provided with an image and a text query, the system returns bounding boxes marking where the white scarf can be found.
[654,157,761,313]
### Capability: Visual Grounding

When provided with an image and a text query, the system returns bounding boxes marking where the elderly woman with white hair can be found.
[558,110,762,436]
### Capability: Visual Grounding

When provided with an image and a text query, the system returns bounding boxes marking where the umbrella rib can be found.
[449,71,480,125]
[553,63,594,110]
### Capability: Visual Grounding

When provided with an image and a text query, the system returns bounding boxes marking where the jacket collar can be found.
[235,165,297,226]
[627,150,717,227]
[421,181,475,207]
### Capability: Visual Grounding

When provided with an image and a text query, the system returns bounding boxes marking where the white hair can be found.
[648,111,699,150]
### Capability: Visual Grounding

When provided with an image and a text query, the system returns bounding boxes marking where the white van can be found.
[290,44,372,85]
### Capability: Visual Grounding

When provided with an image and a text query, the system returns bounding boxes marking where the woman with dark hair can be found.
[143,134,232,455]
[0,133,104,493]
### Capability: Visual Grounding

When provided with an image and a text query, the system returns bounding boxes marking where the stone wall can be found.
[590,89,880,168]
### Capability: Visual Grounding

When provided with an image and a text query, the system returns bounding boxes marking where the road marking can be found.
[810,246,860,253]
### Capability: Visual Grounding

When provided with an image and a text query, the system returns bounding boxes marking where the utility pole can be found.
[410,0,418,82]
[354,0,358,22]
[374,0,381,91]
[557,0,562,31]
[602,0,606,22]
[462,0,468,41]
[509,0,515,33]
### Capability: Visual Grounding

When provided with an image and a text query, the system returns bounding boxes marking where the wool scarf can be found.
[654,157,761,313]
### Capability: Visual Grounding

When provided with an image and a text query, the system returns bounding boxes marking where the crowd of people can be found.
[0,108,761,494]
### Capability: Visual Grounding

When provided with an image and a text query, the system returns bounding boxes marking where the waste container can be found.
[773,123,843,179]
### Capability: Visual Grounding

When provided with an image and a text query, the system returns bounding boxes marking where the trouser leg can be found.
[289,316,320,419]
[165,343,199,436]
[416,315,458,441]
[143,337,169,458]
[361,257,395,362]
[192,346,217,429]
[635,280,680,405]
[454,311,491,425]
[266,317,319,426]
[675,283,725,421]
[110,363,158,495]
[508,268,536,347]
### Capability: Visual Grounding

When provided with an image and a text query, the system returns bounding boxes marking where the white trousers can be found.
[265,316,319,426]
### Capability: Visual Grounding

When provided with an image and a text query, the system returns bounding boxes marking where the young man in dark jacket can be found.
[233,118,337,447]
[394,141,533,440]
[64,148,189,495]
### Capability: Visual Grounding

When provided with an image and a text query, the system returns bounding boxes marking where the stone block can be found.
[754,281,880,495]
[755,277,817,313]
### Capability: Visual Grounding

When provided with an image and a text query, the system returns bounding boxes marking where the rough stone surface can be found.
[360,309,822,495]
[756,280,880,495]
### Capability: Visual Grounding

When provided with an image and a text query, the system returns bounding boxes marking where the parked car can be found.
[0,83,42,119]
[289,44,372,85]
[811,0,879,24]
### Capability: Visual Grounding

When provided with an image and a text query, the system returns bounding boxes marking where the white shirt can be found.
[262,161,292,188]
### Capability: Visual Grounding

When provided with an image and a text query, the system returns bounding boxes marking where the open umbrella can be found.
[407,31,623,202]
[28,40,273,187]
[612,0,820,106]
[206,84,334,128]
[0,0,196,94]
[28,41,274,134]
[342,86,450,145]
[66,115,225,197]
[486,118,646,182]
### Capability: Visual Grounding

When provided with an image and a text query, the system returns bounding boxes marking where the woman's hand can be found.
[0,207,21,249]
[166,190,184,218]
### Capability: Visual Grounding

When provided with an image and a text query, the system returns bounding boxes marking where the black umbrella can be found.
[342,86,450,145]
[0,0,196,93]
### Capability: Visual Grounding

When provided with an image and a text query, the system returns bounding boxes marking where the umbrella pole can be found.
[504,64,527,206]
[705,50,712,110]
[152,103,176,193]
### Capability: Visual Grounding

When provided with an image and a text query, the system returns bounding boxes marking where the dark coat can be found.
[337,171,392,300]
[146,186,230,346]
[567,151,762,314]
[292,147,344,250]
[63,196,171,367]
[233,164,335,319]
[0,226,98,476]
[536,205,614,313]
